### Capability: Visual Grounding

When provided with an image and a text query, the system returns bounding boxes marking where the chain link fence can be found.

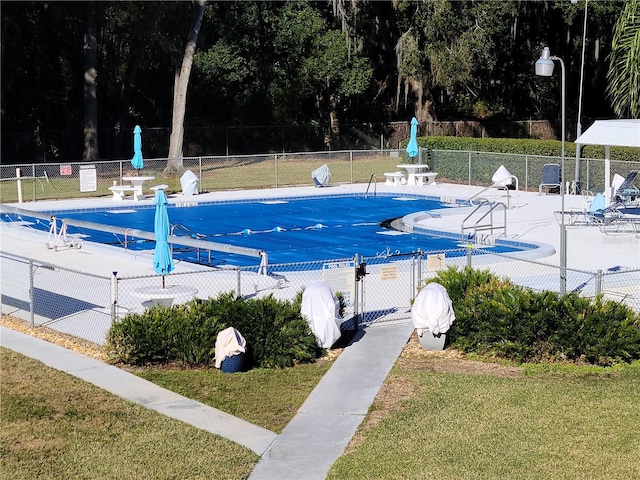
[429,149,640,194]
[4,247,639,346]
[3,149,639,204]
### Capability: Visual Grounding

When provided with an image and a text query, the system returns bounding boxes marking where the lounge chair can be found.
[555,192,612,226]
[613,171,639,205]
[539,163,562,195]
[180,170,199,196]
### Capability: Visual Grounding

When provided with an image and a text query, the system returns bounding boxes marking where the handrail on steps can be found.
[459,175,519,209]
[461,201,507,243]
[365,173,377,198]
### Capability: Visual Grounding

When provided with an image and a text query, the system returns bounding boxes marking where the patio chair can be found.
[539,163,562,195]
[613,171,639,205]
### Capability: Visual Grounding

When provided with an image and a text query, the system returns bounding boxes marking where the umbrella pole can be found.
[162,275,165,289]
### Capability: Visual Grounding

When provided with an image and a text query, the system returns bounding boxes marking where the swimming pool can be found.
[4,193,535,267]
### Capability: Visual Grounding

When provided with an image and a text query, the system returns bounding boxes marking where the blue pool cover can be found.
[6,194,531,267]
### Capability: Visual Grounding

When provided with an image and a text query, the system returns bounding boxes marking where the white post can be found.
[604,145,611,204]
[16,168,23,203]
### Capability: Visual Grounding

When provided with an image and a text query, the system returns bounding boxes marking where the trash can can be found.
[417,331,446,351]
[221,352,245,373]
[215,327,246,373]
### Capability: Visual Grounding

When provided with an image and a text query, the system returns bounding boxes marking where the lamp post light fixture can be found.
[536,46,567,294]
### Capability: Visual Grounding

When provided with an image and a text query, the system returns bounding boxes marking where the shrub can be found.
[432,267,640,366]
[105,303,226,366]
[106,292,322,369]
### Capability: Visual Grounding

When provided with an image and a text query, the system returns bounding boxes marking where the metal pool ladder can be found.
[460,201,507,243]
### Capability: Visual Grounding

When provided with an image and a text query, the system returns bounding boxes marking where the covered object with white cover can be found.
[411,282,455,350]
[214,327,246,369]
[311,164,331,187]
[301,282,343,348]
[180,170,199,196]
[492,165,513,187]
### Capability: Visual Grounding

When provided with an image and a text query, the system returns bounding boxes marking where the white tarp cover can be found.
[301,281,343,348]
[180,170,199,196]
[492,165,512,187]
[214,327,246,368]
[311,164,331,186]
[411,282,456,336]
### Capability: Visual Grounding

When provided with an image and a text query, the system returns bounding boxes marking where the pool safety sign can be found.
[79,165,97,192]
[427,253,446,271]
[322,261,355,308]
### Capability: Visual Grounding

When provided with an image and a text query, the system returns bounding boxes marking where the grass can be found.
[327,350,640,480]
[0,320,640,480]
[0,154,404,203]
[4,326,640,480]
[0,347,258,480]
[134,357,334,433]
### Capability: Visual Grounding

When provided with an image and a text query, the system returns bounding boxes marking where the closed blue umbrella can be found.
[131,125,144,174]
[153,189,174,287]
[405,117,419,161]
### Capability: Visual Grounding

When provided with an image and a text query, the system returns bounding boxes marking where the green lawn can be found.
[327,353,640,480]
[3,333,639,479]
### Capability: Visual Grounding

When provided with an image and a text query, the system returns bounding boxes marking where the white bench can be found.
[384,172,405,186]
[109,184,144,201]
[413,172,438,186]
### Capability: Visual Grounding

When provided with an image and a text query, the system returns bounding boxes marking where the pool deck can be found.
[2,182,639,479]
[2,181,639,275]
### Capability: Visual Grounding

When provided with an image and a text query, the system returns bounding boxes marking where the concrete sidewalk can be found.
[0,326,277,456]
[249,322,414,480]
[1,321,414,479]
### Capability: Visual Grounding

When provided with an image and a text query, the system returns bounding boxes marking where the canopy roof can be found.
[574,119,640,204]
[575,119,640,148]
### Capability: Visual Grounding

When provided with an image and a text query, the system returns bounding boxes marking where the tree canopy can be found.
[0,0,632,163]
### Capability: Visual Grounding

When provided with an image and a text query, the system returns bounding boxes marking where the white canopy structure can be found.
[574,119,640,204]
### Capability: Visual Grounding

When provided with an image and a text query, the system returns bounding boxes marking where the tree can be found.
[300,29,372,145]
[607,0,640,118]
[83,1,99,161]
[166,0,206,173]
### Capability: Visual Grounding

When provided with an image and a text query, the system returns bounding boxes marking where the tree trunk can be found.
[166,0,206,174]
[83,1,99,161]
[329,93,340,148]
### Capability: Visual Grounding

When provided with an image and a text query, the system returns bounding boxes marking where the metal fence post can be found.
[595,269,602,296]
[410,254,415,299]
[353,253,360,329]
[111,271,118,322]
[29,259,35,327]
[417,250,423,290]
[275,153,278,188]
[467,244,473,268]
[350,150,353,184]
[237,268,242,296]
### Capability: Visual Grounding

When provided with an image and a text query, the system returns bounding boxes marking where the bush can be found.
[106,292,323,369]
[432,267,640,366]
[106,302,226,366]
[419,136,639,161]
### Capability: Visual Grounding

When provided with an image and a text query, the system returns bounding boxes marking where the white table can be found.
[119,176,156,201]
[397,164,428,186]
[131,284,197,308]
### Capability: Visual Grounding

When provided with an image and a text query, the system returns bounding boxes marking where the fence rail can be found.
[3,248,639,346]
[3,149,639,205]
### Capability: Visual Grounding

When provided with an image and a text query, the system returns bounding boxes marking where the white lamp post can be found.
[536,46,567,294]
